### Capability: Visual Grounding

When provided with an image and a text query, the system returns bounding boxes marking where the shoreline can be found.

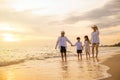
[0,51,120,80]
[101,53,120,80]
[0,56,111,80]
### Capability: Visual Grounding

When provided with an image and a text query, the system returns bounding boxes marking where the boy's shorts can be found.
[77,50,82,53]
[60,46,66,53]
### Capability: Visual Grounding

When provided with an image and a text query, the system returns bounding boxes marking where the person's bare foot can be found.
[81,58,82,61]
[93,58,95,62]
[86,57,88,60]
[62,58,64,62]
[78,59,79,61]
[96,57,99,62]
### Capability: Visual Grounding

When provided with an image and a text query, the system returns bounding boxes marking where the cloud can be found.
[0,8,57,34]
[64,0,120,28]
[0,0,120,35]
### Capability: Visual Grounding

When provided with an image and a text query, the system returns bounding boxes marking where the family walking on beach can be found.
[55,25,100,62]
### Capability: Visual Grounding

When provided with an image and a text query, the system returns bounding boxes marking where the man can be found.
[55,31,73,61]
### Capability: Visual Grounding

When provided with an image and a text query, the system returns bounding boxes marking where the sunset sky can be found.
[0,0,120,46]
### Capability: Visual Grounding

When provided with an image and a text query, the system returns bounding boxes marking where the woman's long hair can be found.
[92,25,98,31]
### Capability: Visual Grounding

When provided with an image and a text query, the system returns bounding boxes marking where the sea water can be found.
[0,46,119,66]
[0,46,120,80]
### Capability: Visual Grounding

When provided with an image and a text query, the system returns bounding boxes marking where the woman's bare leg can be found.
[96,44,99,57]
[95,44,99,62]
[92,44,95,62]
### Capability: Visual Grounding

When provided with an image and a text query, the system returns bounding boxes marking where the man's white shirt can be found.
[57,36,70,48]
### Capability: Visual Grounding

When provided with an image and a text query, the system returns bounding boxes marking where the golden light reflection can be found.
[2,33,18,42]
[0,23,15,31]
[0,69,15,80]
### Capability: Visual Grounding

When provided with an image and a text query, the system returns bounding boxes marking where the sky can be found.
[0,0,120,46]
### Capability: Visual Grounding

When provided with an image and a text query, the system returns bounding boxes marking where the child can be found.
[74,37,83,60]
[55,31,73,61]
[84,35,91,60]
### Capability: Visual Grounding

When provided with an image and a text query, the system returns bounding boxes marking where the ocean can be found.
[0,46,120,66]
[0,46,120,80]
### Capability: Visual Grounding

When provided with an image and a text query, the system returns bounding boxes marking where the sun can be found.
[2,33,18,42]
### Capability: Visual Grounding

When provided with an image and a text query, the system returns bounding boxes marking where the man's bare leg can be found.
[61,53,64,61]
[64,52,67,62]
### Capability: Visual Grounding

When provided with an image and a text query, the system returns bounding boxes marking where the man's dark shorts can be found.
[77,50,82,54]
[60,46,66,53]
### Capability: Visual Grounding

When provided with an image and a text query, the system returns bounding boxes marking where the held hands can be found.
[71,44,74,46]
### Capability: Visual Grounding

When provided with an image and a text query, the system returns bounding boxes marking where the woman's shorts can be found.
[92,43,99,45]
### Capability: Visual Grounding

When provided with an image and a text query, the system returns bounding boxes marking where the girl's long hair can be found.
[84,35,91,43]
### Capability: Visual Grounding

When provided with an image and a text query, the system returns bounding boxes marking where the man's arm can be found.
[55,38,59,49]
[66,37,73,46]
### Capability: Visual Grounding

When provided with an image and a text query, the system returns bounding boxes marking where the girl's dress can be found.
[84,41,90,53]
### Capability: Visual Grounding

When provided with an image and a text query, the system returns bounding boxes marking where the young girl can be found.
[84,35,91,60]
[74,37,83,60]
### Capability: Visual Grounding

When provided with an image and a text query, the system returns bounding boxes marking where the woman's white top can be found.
[91,30,100,44]
[75,42,82,50]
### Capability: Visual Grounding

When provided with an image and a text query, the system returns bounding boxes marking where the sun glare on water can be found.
[2,33,18,42]
[0,23,20,42]
[0,23,15,31]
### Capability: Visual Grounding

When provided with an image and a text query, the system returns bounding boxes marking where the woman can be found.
[91,25,100,62]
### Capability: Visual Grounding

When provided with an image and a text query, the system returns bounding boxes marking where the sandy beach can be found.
[0,51,120,80]
[101,53,120,80]
[0,0,120,79]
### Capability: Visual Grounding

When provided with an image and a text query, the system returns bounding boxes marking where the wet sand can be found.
[0,56,110,80]
[0,51,120,80]
[101,54,120,80]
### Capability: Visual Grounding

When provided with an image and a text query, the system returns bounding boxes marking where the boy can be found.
[74,37,83,60]
[55,31,73,61]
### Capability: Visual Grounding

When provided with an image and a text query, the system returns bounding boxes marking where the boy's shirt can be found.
[75,42,82,50]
